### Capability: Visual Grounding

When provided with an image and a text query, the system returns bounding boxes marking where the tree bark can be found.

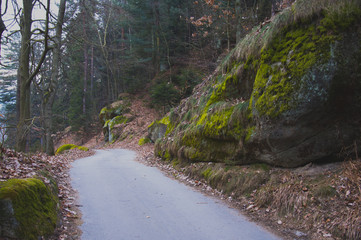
[16,0,33,151]
[152,0,160,75]
[83,44,88,115]
[0,0,6,64]
[82,6,88,115]
[90,45,94,100]
[43,0,67,155]
[17,0,51,152]
[235,0,242,43]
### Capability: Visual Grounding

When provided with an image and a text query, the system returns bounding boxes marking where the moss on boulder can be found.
[154,0,361,167]
[147,116,174,143]
[99,100,133,143]
[138,137,151,146]
[0,178,58,240]
[55,144,89,155]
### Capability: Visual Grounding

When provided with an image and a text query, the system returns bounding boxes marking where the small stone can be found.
[247,204,254,210]
[295,231,307,237]
[277,220,282,225]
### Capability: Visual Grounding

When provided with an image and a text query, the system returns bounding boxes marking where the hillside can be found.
[141,0,361,239]
[153,0,361,168]
[47,0,361,239]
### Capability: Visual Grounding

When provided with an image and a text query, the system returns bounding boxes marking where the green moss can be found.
[205,72,242,109]
[164,150,171,161]
[251,23,336,118]
[148,120,156,129]
[149,116,175,137]
[245,126,256,142]
[202,168,213,180]
[159,116,170,125]
[0,178,58,240]
[55,144,89,155]
[171,159,180,168]
[202,107,234,138]
[138,137,151,146]
[104,119,111,128]
[108,116,128,129]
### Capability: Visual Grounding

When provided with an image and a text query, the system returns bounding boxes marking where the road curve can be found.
[70,149,281,240]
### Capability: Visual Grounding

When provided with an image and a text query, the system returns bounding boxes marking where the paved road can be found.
[71,149,281,240]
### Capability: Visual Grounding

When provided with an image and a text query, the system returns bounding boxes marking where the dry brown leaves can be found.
[0,147,95,240]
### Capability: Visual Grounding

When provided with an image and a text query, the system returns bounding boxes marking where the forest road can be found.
[70,149,281,240]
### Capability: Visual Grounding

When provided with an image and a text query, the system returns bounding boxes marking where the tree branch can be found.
[27,0,51,85]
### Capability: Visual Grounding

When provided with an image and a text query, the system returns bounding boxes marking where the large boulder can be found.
[99,100,132,143]
[0,178,59,240]
[147,116,171,143]
[155,0,361,167]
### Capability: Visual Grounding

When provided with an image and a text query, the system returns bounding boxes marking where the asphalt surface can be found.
[71,149,281,240]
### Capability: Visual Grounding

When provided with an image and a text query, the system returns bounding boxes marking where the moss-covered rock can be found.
[147,116,173,143]
[154,0,361,167]
[138,137,151,146]
[99,100,132,143]
[55,144,89,155]
[0,178,58,240]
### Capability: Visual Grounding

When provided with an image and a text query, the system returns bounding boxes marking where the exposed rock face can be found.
[0,199,18,238]
[147,116,170,143]
[99,100,132,143]
[0,178,58,240]
[154,0,361,167]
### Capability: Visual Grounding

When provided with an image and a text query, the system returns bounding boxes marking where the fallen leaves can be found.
[0,147,94,240]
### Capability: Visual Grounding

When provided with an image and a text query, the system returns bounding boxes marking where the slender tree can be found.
[43,0,67,155]
[0,0,6,62]
[16,0,51,151]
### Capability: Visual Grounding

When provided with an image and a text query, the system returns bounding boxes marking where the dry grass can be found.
[178,158,361,239]
[220,0,361,73]
[342,160,361,201]
[293,0,361,22]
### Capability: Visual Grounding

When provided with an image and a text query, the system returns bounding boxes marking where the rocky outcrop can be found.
[154,0,361,167]
[0,178,58,240]
[99,100,133,143]
[147,116,171,143]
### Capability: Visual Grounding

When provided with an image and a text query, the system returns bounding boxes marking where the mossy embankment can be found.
[0,178,59,240]
[152,0,361,168]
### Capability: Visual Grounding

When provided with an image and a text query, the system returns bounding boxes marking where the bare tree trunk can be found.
[226,0,231,51]
[43,0,66,155]
[17,0,51,152]
[90,45,94,100]
[83,46,88,115]
[0,0,6,64]
[16,0,33,151]
[235,0,242,43]
[152,0,160,75]
[82,5,88,115]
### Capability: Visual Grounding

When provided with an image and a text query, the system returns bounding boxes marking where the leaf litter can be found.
[0,147,95,240]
